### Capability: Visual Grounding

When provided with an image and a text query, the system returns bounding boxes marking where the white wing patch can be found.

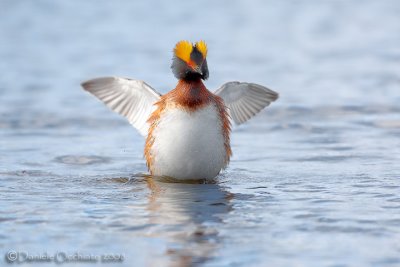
[81,76,161,136]
[215,81,279,125]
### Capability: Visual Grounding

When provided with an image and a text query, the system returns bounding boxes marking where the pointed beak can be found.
[188,60,203,75]
[193,65,203,75]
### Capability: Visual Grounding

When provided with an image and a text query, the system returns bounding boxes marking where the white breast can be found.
[150,103,226,180]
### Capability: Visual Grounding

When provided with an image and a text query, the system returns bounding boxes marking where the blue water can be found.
[1,0,400,266]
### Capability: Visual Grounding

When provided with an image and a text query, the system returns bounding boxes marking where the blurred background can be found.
[0,0,399,266]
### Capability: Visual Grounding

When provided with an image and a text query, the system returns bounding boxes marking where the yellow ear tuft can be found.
[195,40,208,58]
[174,40,193,63]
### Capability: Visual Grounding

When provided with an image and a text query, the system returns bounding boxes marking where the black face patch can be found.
[190,47,204,66]
[171,46,209,81]
[171,57,188,79]
[201,59,209,80]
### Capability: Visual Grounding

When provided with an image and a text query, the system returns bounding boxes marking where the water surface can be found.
[1,0,400,266]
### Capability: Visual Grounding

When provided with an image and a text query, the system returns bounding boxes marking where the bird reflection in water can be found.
[144,175,233,267]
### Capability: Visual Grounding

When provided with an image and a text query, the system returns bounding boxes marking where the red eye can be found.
[188,60,196,69]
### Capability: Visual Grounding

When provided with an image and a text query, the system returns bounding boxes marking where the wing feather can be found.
[81,76,161,136]
[214,82,278,125]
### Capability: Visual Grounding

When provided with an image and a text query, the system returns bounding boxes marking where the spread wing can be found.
[81,76,161,136]
[214,82,279,125]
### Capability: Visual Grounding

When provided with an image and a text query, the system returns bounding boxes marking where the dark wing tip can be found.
[269,91,279,102]
[81,77,116,91]
[251,83,279,102]
[81,80,92,91]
